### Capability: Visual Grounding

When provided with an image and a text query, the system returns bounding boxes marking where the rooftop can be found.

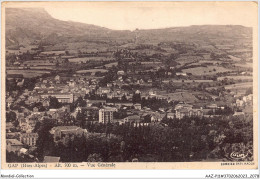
[53,126,80,131]
[127,115,141,121]
[20,133,38,137]
[6,139,23,146]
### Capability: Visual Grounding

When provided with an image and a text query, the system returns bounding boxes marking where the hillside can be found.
[5,8,113,47]
[134,25,252,44]
[5,8,252,49]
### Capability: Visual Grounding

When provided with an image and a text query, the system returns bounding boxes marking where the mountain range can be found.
[5,8,252,48]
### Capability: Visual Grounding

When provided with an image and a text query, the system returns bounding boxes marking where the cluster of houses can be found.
[235,94,253,107]
[6,133,38,157]
[96,101,205,125]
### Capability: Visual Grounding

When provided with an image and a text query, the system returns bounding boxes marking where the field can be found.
[7,70,51,78]
[140,62,162,65]
[171,80,213,83]
[198,60,220,64]
[27,66,55,70]
[40,51,65,55]
[175,57,200,66]
[76,69,108,74]
[234,63,253,69]
[131,49,164,56]
[224,82,253,95]
[186,60,220,67]
[217,76,253,81]
[104,62,118,68]
[228,55,241,61]
[44,41,112,52]
[69,57,113,63]
[167,92,198,103]
[224,82,252,89]
[182,65,232,76]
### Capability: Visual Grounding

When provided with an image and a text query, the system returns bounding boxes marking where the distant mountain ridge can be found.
[5,8,113,47]
[5,8,252,48]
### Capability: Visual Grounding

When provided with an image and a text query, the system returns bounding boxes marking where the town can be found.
[5,8,254,163]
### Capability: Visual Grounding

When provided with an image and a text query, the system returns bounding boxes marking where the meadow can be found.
[217,76,253,81]
[182,65,232,76]
[234,62,253,69]
[224,82,253,95]
[7,69,51,78]
[69,57,113,63]
[76,69,108,74]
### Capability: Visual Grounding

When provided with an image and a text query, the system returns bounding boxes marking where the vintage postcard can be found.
[1,1,258,170]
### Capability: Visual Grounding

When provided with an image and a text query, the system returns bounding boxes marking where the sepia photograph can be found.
[1,1,258,170]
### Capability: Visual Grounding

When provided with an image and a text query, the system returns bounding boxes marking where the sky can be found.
[4,1,258,30]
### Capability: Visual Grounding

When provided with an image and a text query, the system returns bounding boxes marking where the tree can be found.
[76,112,86,128]
[33,121,41,133]
[76,96,86,107]
[87,153,103,162]
[49,97,61,109]
[143,115,151,123]
[245,87,253,95]
[121,94,127,102]
[6,151,35,162]
[132,93,141,103]
[64,58,69,63]
[35,118,56,161]
[6,111,16,122]
[65,50,70,56]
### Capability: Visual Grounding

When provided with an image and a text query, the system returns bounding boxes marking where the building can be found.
[28,95,41,103]
[117,70,125,76]
[151,113,165,122]
[99,108,114,123]
[206,104,218,113]
[42,98,50,107]
[68,81,75,87]
[33,107,39,112]
[86,99,106,107]
[206,104,218,109]
[176,108,203,119]
[6,139,24,153]
[174,102,193,110]
[54,75,60,81]
[233,111,245,117]
[50,126,87,142]
[124,115,141,123]
[113,102,133,108]
[41,93,74,103]
[243,94,253,104]
[176,108,189,119]
[133,103,142,110]
[6,96,14,108]
[96,87,111,95]
[6,122,14,131]
[113,119,125,125]
[20,133,38,146]
[19,118,27,131]
[167,112,175,119]
[236,99,244,107]
[19,148,28,155]
[176,72,187,76]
